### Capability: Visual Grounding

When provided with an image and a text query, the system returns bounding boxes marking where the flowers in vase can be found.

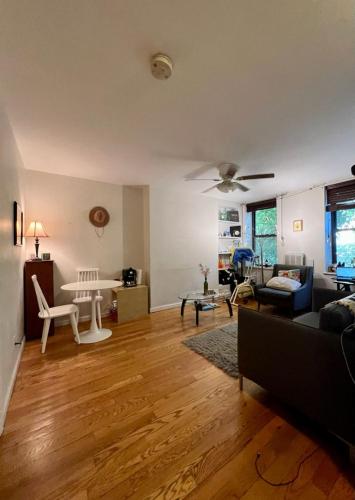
[199,264,210,278]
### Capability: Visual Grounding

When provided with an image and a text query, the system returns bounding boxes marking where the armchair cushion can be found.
[256,287,292,307]
[266,276,301,292]
[278,268,301,282]
[273,264,309,284]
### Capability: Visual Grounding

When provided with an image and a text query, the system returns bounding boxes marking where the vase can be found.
[203,277,209,295]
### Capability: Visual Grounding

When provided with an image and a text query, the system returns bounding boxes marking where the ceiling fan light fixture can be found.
[217,182,233,193]
[184,162,275,194]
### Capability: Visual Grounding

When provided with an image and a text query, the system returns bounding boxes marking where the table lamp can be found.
[25,221,49,260]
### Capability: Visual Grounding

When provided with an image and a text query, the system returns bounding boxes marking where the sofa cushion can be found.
[257,287,291,298]
[273,265,309,285]
[266,276,301,292]
[278,269,301,282]
[319,303,353,333]
[293,312,320,329]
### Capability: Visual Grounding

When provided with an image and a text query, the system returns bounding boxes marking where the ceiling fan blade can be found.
[232,182,250,192]
[184,164,217,181]
[236,173,275,181]
[202,184,220,193]
[185,178,221,182]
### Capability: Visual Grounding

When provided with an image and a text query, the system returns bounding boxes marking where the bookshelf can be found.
[218,206,241,271]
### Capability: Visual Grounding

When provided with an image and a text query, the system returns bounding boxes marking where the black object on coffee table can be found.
[179,291,233,326]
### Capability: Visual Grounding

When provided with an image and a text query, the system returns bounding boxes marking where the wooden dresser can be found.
[24,260,54,340]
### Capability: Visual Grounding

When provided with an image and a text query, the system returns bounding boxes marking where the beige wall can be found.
[0,108,26,434]
[149,187,218,310]
[122,186,149,285]
[25,170,125,317]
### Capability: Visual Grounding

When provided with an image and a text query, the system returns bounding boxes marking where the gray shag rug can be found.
[183,323,238,378]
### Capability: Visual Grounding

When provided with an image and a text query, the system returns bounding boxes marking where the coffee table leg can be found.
[181,298,187,317]
[194,301,199,326]
[226,298,233,317]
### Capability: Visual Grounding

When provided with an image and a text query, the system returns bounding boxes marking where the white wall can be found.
[25,170,125,316]
[0,108,26,434]
[150,188,218,310]
[277,186,331,286]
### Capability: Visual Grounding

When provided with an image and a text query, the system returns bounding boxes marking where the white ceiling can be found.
[0,0,354,202]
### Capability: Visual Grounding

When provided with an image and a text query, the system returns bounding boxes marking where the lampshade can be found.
[25,221,49,238]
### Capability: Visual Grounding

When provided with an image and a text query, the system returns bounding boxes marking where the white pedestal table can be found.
[61,280,123,344]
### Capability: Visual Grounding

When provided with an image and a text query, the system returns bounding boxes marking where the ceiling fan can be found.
[185,163,275,193]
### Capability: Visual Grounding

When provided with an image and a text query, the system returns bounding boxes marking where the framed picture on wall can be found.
[227,210,239,222]
[13,201,23,246]
[293,219,303,232]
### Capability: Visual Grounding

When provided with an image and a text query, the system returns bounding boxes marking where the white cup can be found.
[136,269,143,285]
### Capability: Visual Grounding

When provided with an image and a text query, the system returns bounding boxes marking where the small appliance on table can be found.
[179,290,233,326]
[61,279,123,343]
[122,267,137,287]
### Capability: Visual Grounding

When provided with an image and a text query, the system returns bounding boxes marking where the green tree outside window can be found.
[254,207,277,265]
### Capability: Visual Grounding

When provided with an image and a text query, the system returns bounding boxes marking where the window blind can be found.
[246,198,276,212]
[326,180,355,211]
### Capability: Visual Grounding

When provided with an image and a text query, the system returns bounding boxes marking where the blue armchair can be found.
[255,264,314,314]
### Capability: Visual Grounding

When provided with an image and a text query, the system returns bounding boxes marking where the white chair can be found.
[32,275,80,354]
[73,268,103,328]
[230,257,256,305]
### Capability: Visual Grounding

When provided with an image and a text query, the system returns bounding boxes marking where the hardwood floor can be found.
[0,301,354,499]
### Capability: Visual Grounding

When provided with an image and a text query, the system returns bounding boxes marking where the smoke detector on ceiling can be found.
[151,53,173,80]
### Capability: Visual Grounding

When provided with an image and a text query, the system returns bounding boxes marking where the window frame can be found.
[330,208,355,264]
[251,210,277,248]
[326,180,355,266]
[251,206,277,265]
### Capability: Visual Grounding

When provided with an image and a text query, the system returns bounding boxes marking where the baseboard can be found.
[0,337,25,436]
[150,302,180,313]
[55,311,110,327]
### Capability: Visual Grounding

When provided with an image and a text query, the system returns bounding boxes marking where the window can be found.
[247,199,277,265]
[331,209,355,265]
[326,180,355,266]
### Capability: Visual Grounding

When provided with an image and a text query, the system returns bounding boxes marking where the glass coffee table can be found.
[179,290,233,326]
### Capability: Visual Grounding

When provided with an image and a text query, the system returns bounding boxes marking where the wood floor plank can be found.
[0,302,353,499]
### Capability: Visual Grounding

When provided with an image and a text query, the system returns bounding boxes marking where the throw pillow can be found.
[266,276,302,292]
[319,303,353,333]
[334,293,355,317]
[278,269,301,282]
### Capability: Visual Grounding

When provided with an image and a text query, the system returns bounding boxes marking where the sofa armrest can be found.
[292,282,312,310]
[312,287,351,312]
